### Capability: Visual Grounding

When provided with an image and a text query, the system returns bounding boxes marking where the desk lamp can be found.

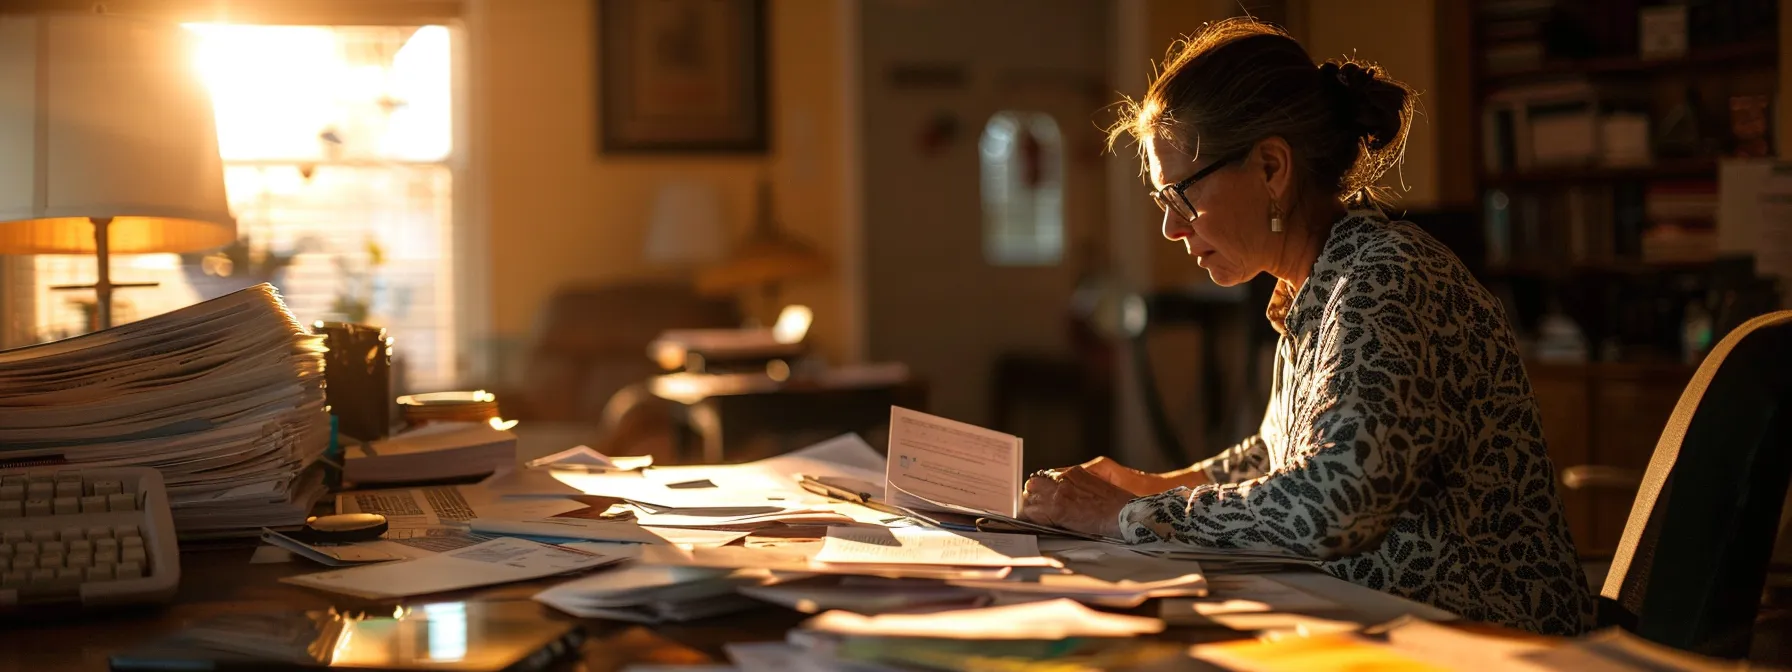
[0,14,236,330]
[696,177,827,326]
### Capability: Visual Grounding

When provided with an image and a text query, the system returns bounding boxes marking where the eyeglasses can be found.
[1150,152,1241,222]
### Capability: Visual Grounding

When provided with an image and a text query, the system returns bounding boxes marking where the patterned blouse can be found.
[1120,208,1596,636]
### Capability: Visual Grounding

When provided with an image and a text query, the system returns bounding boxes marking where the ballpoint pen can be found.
[797,475,984,531]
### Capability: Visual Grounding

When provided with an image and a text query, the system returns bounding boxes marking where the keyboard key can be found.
[29,530,53,543]
[120,548,146,566]
[23,499,50,517]
[68,540,91,554]
[54,471,80,484]
[85,565,112,581]
[40,541,63,555]
[12,556,35,570]
[91,480,122,497]
[117,562,141,579]
[107,493,136,512]
[86,527,110,540]
[80,496,106,514]
[29,569,54,583]
[0,544,9,558]
[114,525,139,539]
[55,568,80,582]
[38,554,61,569]
[0,572,19,587]
[0,485,22,501]
[61,527,83,541]
[53,481,81,499]
[0,501,18,518]
[52,497,77,515]
[0,475,22,487]
[121,536,143,549]
[1,531,20,543]
[15,542,37,556]
[95,539,118,555]
[66,553,90,569]
[25,482,52,499]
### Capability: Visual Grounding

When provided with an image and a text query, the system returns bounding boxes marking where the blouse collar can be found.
[1273,207,1390,338]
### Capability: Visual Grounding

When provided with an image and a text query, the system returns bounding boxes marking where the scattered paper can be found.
[1162,574,1354,632]
[480,469,586,497]
[739,576,989,614]
[281,537,623,599]
[884,407,1022,518]
[815,527,1053,568]
[948,572,1207,608]
[525,445,653,471]
[468,517,751,547]
[534,562,774,624]
[1376,618,1555,671]
[1191,632,1445,671]
[725,642,812,672]
[1523,627,1746,672]
[249,545,294,564]
[802,598,1164,639]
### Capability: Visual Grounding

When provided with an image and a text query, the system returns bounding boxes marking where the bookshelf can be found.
[1466,2,1781,560]
[1482,39,1777,86]
[1468,0,1780,361]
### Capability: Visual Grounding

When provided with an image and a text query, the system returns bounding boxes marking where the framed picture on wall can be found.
[597,0,769,153]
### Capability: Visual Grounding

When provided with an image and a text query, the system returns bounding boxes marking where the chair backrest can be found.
[1600,310,1792,657]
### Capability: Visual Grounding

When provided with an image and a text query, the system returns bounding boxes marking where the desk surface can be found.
[0,545,1545,671]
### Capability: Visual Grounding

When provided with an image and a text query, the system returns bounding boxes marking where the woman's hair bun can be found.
[1320,60,1408,152]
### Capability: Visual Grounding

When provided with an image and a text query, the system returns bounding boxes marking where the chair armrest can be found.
[1560,465,1645,491]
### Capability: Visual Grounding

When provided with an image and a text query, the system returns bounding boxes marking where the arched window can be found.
[980,111,1064,266]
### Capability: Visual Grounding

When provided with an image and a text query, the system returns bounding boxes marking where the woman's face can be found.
[1145,136,1275,287]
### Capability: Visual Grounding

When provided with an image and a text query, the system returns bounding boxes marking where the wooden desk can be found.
[0,545,1542,671]
[650,365,924,464]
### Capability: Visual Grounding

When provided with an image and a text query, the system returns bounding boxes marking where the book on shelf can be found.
[1482,80,1653,176]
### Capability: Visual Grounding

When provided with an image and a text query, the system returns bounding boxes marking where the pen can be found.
[796,475,914,519]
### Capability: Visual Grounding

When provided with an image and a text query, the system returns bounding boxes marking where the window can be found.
[979,111,1065,266]
[12,24,459,393]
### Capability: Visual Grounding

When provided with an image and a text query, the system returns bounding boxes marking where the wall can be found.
[468,0,852,369]
[1305,0,1441,211]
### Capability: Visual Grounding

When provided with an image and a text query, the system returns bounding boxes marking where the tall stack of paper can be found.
[0,284,330,538]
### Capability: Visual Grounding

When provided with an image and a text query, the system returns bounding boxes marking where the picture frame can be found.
[596,0,769,154]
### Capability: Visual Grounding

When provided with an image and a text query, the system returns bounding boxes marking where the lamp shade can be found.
[644,180,726,265]
[695,178,828,295]
[0,14,235,254]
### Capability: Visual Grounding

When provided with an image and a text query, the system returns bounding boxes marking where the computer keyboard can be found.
[0,466,179,609]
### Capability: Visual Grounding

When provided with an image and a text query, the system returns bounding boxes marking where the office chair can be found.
[1597,310,1792,658]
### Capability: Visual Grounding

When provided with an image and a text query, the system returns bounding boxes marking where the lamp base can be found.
[42,217,157,331]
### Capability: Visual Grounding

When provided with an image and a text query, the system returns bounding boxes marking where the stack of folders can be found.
[0,284,331,539]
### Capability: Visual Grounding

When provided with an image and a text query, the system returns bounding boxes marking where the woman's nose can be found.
[1162,209,1191,241]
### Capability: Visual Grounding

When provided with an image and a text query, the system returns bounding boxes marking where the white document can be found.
[281,537,623,599]
[479,469,586,497]
[884,406,1022,517]
[525,445,654,471]
[802,598,1164,639]
[814,527,1053,568]
[468,518,750,547]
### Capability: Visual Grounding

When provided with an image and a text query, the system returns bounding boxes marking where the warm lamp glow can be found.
[772,304,812,344]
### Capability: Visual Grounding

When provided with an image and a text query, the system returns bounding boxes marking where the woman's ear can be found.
[1253,136,1295,205]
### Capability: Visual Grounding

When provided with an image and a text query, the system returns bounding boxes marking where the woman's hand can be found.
[1018,466,1135,538]
[1077,456,1208,496]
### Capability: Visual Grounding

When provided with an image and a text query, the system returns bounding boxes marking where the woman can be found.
[1017,18,1595,636]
